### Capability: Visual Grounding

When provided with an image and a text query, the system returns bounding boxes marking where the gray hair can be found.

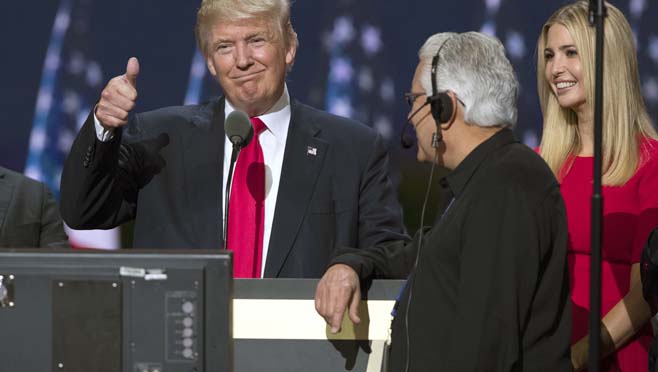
[195,0,298,57]
[418,32,518,128]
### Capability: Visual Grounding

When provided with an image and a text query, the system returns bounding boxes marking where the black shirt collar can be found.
[441,128,518,198]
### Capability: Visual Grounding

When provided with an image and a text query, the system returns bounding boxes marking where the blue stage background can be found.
[1,0,657,239]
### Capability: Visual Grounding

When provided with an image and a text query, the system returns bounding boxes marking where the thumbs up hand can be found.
[96,57,140,129]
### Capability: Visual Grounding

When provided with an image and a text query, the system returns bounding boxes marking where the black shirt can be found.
[334,129,571,371]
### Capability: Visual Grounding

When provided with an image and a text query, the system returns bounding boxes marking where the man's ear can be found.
[206,55,217,77]
[285,31,298,70]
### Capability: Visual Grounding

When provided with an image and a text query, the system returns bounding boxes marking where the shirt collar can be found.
[224,85,291,142]
[441,128,518,197]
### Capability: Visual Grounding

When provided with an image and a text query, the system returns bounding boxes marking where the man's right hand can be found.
[96,57,140,129]
[314,264,362,333]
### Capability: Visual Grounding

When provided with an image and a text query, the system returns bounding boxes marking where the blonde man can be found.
[61,0,408,278]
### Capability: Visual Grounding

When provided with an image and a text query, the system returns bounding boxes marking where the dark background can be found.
[1,0,657,243]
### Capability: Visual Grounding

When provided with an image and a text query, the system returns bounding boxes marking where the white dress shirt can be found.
[94,86,291,277]
[223,87,290,277]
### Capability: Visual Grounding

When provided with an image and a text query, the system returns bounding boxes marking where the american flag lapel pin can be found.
[306,146,317,156]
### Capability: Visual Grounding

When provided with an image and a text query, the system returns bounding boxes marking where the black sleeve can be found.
[330,227,427,280]
[60,111,167,230]
[355,133,410,249]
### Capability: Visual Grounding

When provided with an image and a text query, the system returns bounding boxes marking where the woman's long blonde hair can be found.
[537,0,656,185]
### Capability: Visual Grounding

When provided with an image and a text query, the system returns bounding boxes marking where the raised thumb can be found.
[125,57,140,87]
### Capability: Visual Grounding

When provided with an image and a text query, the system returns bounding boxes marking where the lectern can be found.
[0,249,403,372]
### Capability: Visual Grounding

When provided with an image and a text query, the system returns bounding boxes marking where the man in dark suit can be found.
[0,166,69,248]
[60,0,407,278]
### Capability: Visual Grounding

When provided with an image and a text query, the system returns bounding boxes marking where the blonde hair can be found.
[195,0,298,58]
[537,0,656,185]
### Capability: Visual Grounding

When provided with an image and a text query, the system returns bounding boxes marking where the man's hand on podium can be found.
[314,264,361,333]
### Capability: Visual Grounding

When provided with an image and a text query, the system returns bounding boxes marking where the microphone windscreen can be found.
[401,134,414,149]
[225,110,253,147]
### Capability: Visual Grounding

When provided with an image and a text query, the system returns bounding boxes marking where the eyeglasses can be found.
[404,92,431,125]
[404,92,431,128]
[405,92,425,107]
[400,92,431,148]
[399,91,466,149]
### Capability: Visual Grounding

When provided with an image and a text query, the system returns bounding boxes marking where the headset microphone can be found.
[400,123,415,149]
[427,38,457,147]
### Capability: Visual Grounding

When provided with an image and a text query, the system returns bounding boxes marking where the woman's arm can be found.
[571,263,652,371]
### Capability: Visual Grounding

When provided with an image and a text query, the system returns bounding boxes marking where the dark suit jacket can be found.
[61,97,408,277]
[0,166,69,248]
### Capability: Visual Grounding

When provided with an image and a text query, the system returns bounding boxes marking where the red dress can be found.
[561,138,658,371]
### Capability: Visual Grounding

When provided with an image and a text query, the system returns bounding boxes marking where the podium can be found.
[234,279,404,372]
[0,249,403,371]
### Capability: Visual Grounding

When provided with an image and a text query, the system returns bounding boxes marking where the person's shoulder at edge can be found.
[622,135,658,182]
[0,165,70,248]
[1,166,46,189]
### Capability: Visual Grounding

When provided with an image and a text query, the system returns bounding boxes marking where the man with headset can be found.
[315,32,571,371]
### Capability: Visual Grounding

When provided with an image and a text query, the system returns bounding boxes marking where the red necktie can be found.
[227,117,267,278]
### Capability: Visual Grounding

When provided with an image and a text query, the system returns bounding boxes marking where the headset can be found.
[427,37,457,147]
[399,36,459,150]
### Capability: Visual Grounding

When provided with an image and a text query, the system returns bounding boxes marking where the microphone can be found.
[399,121,414,149]
[225,110,253,148]
[223,110,253,246]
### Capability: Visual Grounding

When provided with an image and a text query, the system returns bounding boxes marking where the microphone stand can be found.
[223,145,241,248]
[589,1,606,371]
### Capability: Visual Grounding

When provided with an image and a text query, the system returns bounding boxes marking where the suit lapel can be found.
[0,169,13,236]
[264,100,328,277]
[183,98,226,247]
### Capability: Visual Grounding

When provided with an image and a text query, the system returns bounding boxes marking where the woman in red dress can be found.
[537,1,658,370]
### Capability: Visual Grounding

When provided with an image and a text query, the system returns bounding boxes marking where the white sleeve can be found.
[93,111,116,142]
